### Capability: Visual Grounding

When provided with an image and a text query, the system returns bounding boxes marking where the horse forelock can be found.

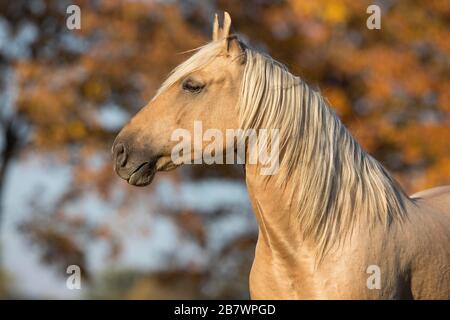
[153,41,226,100]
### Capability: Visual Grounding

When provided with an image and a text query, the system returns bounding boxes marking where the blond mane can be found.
[239,48,411,258]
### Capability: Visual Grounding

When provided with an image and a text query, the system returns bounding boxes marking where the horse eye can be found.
[182,79,204,93]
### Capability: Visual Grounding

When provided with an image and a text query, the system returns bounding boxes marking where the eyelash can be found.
[182,79,204,93]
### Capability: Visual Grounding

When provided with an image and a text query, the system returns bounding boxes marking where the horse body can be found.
[408,188,450,299]
[112,12,450,299]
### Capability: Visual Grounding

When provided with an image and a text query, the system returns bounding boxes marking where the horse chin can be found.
[127,162,156,187]
[127,156,177,187]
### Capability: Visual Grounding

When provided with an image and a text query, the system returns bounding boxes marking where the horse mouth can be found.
[125,156,178,187]
[128,161,156,186]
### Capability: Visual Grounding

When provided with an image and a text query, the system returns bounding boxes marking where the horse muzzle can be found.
[112,141,158,187]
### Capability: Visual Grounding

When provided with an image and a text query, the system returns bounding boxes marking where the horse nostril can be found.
[114,143,128,168]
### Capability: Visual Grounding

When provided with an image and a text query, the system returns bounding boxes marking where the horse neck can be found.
[243,127,410,264]
[244,163,310,255]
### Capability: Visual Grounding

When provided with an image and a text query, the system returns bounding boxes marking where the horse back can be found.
[407,185,450,299]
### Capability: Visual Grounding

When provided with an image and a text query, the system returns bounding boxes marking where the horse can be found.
[112,12,450,299]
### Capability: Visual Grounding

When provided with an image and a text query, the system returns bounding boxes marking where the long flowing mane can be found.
[155,40,412,259]
[239,47,412,258]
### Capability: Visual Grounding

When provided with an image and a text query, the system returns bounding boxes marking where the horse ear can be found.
[212,11,232,41]
[212,12,244,63]
[222,12,232,38]
[212,13,219,41]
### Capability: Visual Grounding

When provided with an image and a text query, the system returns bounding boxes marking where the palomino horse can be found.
[113,13,449,299]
